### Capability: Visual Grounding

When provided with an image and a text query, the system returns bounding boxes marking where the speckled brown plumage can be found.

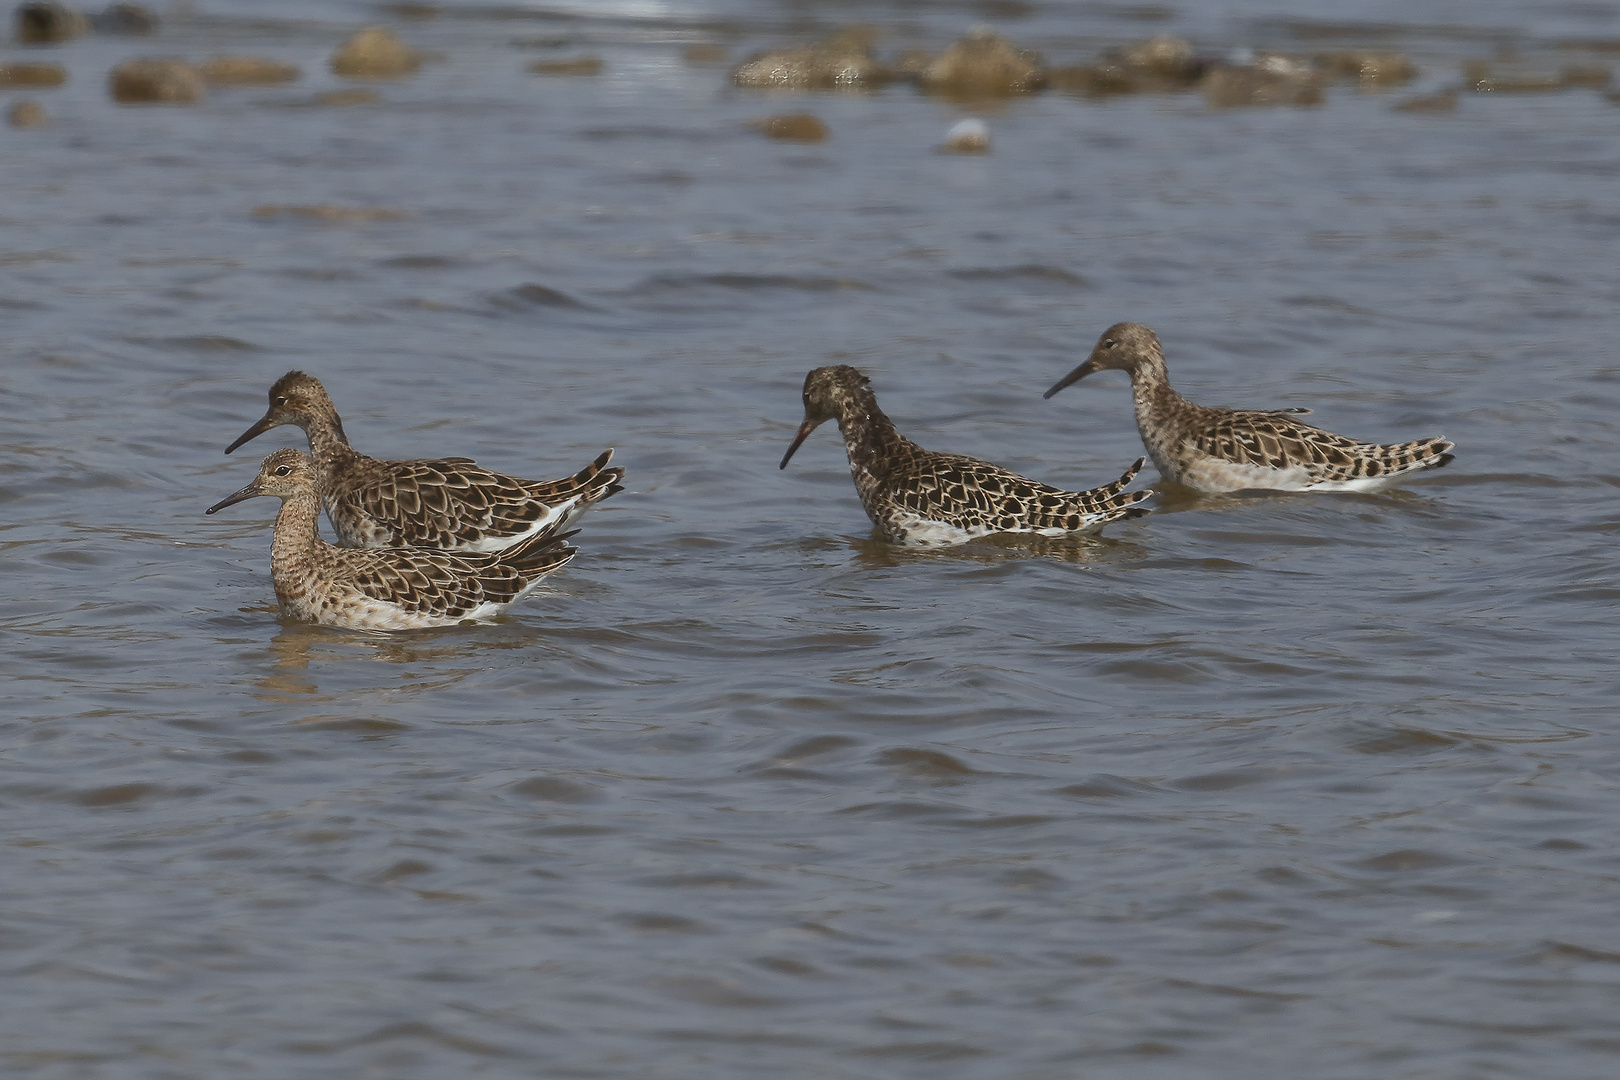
[780,365,1152,545]
[206,449,577,630]
[225,371,624,551]
[1045,322,1455,493]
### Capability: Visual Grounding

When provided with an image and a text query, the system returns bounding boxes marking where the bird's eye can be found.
[274,465,291,476]
[1104,340,1117,349]
[274,397,287,407]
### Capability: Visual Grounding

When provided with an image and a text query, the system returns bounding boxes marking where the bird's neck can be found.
[1128,355,1191,425]
[270,489,325,606]
[301,409,359,476]
[837,391,915,480]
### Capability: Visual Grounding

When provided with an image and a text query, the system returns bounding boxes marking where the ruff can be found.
[1045,322,1455,493]
[207,449,577,630]
[225,371,624,551]
[780,365,1152,546]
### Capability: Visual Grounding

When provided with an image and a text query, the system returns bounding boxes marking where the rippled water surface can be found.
[5,1,1620,1077]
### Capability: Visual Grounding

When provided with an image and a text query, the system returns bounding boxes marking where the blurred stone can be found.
[754,112,827,141]
[199,55,301,85]
[527,55,602,76]
[1202,57,1324,107]
[919,26,1044,98]
[1463,60,1564,93]
[940,116,989,153]
[681,43,728,65]
[1051,35,1205,98]
[1118,34,1201,85]
[1047,62,1136,97]
[330,25,421,79]
[0,60,65,86]
[1562,64,1611,88]
[109,57,204,104]
[253,204,408,223]
[892,46,934,79]
[15,1,89,43]
[7,98,47,126]
[732,28,890,90]
[1392,89,1457,113]
[92,1,154,34]
[1315,50,1416,90]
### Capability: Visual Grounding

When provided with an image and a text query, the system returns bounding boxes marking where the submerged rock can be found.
[0,60,65,86]
[527,55,602,76]
[1392,89,1458,113]
[253,204,408,223]
[1315,50,1416,90]
[92,2,154,34]
[1050,34,1204,97]
[199,55,301,85]
[1463,60,1565,93]
[330,25,421,79]
[15,1,89,43]
[7,98,47,126]
[919,27,1044,98]
[1202,55,1324,108]
[1561,64,1612,89]
[109,58,204,104]
[753,112,828,141]
[732,28,889,90]
[940,117,990,154]
[681,43,728,66]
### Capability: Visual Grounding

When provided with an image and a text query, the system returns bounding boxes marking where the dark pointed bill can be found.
[205,482,263,515]
[224,414,278,455]
[1042,357,1103,400]
[779,418,823,470]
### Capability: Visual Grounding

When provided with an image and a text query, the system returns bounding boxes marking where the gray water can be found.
[5,2,1620,1077]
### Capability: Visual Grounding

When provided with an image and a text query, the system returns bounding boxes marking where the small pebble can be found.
[682,43,728,66]
[0,61,66,87]
[940,117,989,154]
[1392,89,1457,113]
[7,99,48,127]
[527,56,602,76]
[14,1,89,44]
[330,25,421,79]
[109,58,205,105]
[92,2,155,34]
[198,56,301,86]
[756,113,828,142]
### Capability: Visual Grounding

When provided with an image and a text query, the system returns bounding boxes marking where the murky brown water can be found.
[5,2,1620,1077]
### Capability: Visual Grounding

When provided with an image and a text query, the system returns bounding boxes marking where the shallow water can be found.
[4,2,1620,1077]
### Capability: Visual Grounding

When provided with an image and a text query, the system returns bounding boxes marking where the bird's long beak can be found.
[224,414,278,455]
[205,480,264,515]
[779,417,824,469]
[1042,357,1104,400]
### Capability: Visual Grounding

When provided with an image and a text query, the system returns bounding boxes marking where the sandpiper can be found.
[780,365,1152,546]
[207,449,578,630]
[225,371,624,551]
[1045,322,1455,493]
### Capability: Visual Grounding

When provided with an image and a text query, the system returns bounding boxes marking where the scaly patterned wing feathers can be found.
[335,449,622,548]
[335,528,577,620]
[890,452,1151,534]
[1191,410,1452,484]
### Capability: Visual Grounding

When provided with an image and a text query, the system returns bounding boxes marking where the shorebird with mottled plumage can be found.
[1044,322,1454,493]
[780,365,1152,546]
[207,449,578,630]
[225,371,623,552]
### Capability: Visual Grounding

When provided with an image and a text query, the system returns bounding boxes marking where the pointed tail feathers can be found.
[499,526,579,581]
